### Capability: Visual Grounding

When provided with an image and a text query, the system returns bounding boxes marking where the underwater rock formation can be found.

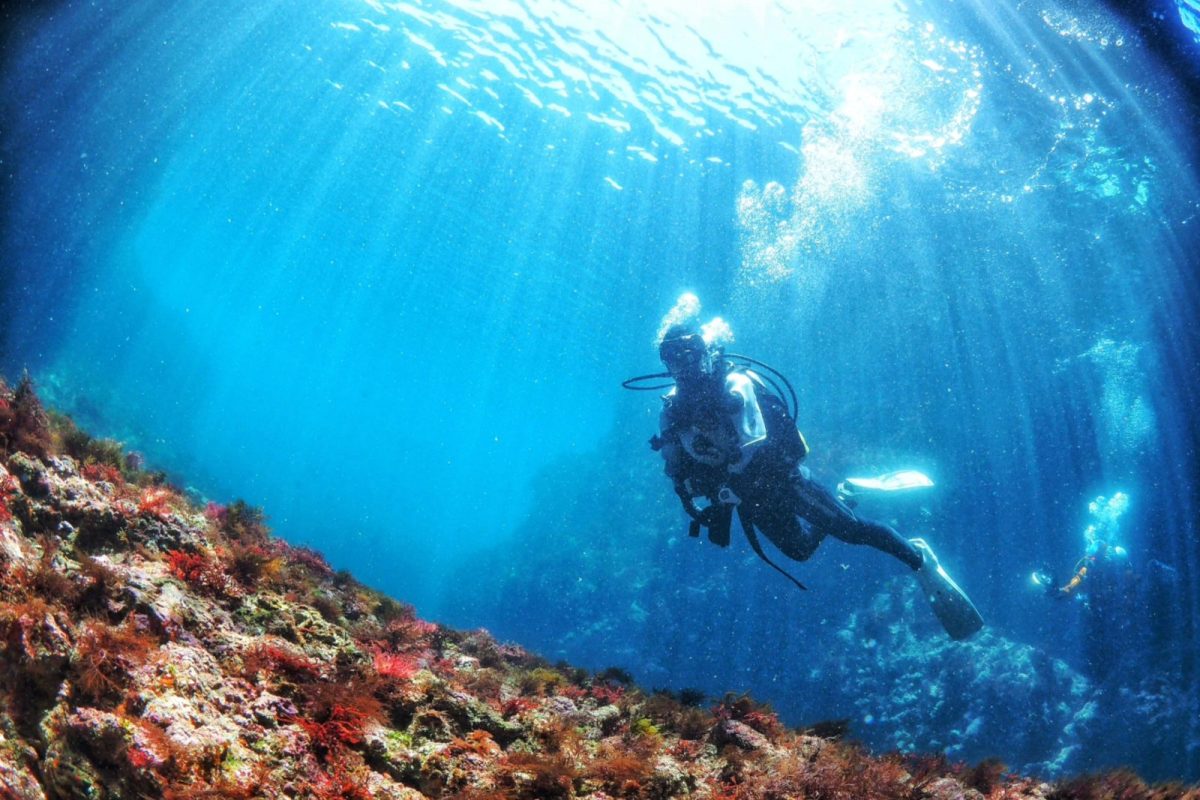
[0,377,1196,798]
[817,583,1094,776]
[811,578,1200,780]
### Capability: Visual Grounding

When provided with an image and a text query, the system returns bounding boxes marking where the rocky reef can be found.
[1,374,1196,799]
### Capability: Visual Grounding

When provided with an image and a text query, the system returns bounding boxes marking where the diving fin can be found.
[837,470,934,502]
[909,538,984,641]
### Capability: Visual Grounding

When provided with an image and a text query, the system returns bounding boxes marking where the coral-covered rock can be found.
[0,518,27,564]
[364,727,422,783]
[0,728,45,800]
[713,718,772,751]
[924,775,984,800]
[7,453,52,499]
[1,601,73,694]
[40,733,106,799]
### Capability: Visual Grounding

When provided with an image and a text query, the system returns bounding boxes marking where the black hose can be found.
[621,372,676,391]
[622,358,799,419]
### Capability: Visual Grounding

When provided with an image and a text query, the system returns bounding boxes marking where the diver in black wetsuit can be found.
[629,299,982,640]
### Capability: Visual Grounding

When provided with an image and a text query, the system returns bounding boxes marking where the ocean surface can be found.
[3,0,1199,782]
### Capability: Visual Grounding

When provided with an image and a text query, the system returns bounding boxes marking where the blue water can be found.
[3,0,1199,782]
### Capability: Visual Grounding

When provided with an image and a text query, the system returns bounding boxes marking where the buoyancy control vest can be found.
[667,369,814,591]
[744,370,808,468]
[627,354,813,590]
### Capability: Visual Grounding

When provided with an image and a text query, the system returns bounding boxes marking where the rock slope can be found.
[0,375,1195,799]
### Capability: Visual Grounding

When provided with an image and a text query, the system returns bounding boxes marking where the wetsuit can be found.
[658,368,922,571]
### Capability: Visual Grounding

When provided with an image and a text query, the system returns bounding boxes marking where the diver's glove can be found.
[694,505,724,528]
[674,482,733,547]
[696,501,733,547]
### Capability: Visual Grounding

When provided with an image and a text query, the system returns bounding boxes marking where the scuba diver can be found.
[1032,493,1132,601]
[1027,491,1172,684]
[624,294,984,641]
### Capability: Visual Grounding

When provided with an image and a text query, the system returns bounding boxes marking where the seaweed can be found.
[713,692,785,740]
[217,500,270,545]
[1046,769,1190,800]
[138,487,178,519]
[0,373,52,459]
[372,647,422,681]
[241,640,323,683]
[70,616,160,707]
[166,549,234,596]
[962,756,1009,795]
[225,540,285,587]
[586,750,654,793]
[497,751,579,799]
[595,665,634,685]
